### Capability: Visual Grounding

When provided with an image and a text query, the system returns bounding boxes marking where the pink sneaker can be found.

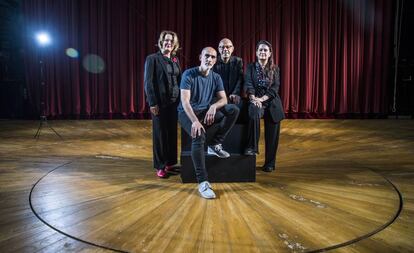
[156,169,167,178]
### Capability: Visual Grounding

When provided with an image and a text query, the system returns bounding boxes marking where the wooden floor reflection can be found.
[0,119,413,252]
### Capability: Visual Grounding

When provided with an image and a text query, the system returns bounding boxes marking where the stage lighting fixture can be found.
[35,32,52,47]
[33,31,62,140]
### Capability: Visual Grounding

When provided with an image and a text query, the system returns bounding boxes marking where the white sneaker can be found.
[207,144,230,158]
[198,181,216,199]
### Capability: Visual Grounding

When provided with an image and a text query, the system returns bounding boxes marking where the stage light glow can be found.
[66,48,79,58]
[35,32,52,47]
[82,54,105,74]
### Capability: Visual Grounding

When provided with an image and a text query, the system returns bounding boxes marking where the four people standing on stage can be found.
[178,47,239,198]
[144,31,181,178]
[244,40,285,172]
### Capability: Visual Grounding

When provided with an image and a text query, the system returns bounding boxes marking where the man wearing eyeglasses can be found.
[213,38,244,107]
[178,47,240,199]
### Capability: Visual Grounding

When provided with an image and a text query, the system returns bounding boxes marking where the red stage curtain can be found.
[217,0,394,117]
[23,0,193,119]
[22,0,394,119]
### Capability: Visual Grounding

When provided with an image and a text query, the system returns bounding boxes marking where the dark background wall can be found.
[394,0,414,116]
[0,0,27,118]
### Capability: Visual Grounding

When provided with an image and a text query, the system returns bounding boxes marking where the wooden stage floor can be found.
[0,119,413,253]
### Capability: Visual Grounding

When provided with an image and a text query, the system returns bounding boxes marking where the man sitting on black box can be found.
[178,47,240,199]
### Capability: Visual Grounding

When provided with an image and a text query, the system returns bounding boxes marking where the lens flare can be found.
[66,48,79,58]
[82,54,105,74]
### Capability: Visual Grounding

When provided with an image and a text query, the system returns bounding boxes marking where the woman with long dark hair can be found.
[144,31,181,178]
[244,40,285,172]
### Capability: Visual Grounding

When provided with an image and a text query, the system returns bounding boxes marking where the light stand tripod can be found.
[33,58,63,140]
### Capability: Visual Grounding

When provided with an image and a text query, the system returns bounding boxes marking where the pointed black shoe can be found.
[244,148,257,156]
[262,166,275,172]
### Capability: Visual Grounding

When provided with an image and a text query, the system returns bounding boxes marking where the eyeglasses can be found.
[219,45,233,50]
[204,54,217,59]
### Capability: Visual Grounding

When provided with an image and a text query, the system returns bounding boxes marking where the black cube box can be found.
[180,152,256,183]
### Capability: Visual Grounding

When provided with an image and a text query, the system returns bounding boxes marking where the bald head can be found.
[199,47,217,72]
[218,38,234,62]
[219,38,232,46]
[201,47,217,55]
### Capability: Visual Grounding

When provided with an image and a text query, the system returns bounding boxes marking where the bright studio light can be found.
[35,32,52,47]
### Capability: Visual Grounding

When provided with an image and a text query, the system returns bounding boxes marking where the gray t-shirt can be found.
[178,67,224,112]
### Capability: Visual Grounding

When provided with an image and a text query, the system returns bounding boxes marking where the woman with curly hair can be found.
[144,31,181,178]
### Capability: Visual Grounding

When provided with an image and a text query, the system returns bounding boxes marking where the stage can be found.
[0,119,413,252]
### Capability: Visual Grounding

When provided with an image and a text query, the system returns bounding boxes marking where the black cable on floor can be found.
[29,161,129,253]
[307,169,404,253]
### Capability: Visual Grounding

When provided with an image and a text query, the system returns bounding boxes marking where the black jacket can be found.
[244,63,285,123]
[144,52,182,107]
[212,56,243,96]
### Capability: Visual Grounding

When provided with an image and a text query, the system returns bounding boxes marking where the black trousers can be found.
[234,98,249,124]
[246,103,281,168]
[179,104,239,182]
[151,103,178,170]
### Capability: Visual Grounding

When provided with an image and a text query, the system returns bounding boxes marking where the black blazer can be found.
[212,56,243,96]
[144,52,182,107]
[244,63,285,123]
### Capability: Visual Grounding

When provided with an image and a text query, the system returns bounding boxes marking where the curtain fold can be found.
[22,0,394,119]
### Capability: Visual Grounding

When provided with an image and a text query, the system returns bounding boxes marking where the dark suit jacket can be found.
[144,52,181,107]
[212,56,243,96]
[244,63,285,123]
